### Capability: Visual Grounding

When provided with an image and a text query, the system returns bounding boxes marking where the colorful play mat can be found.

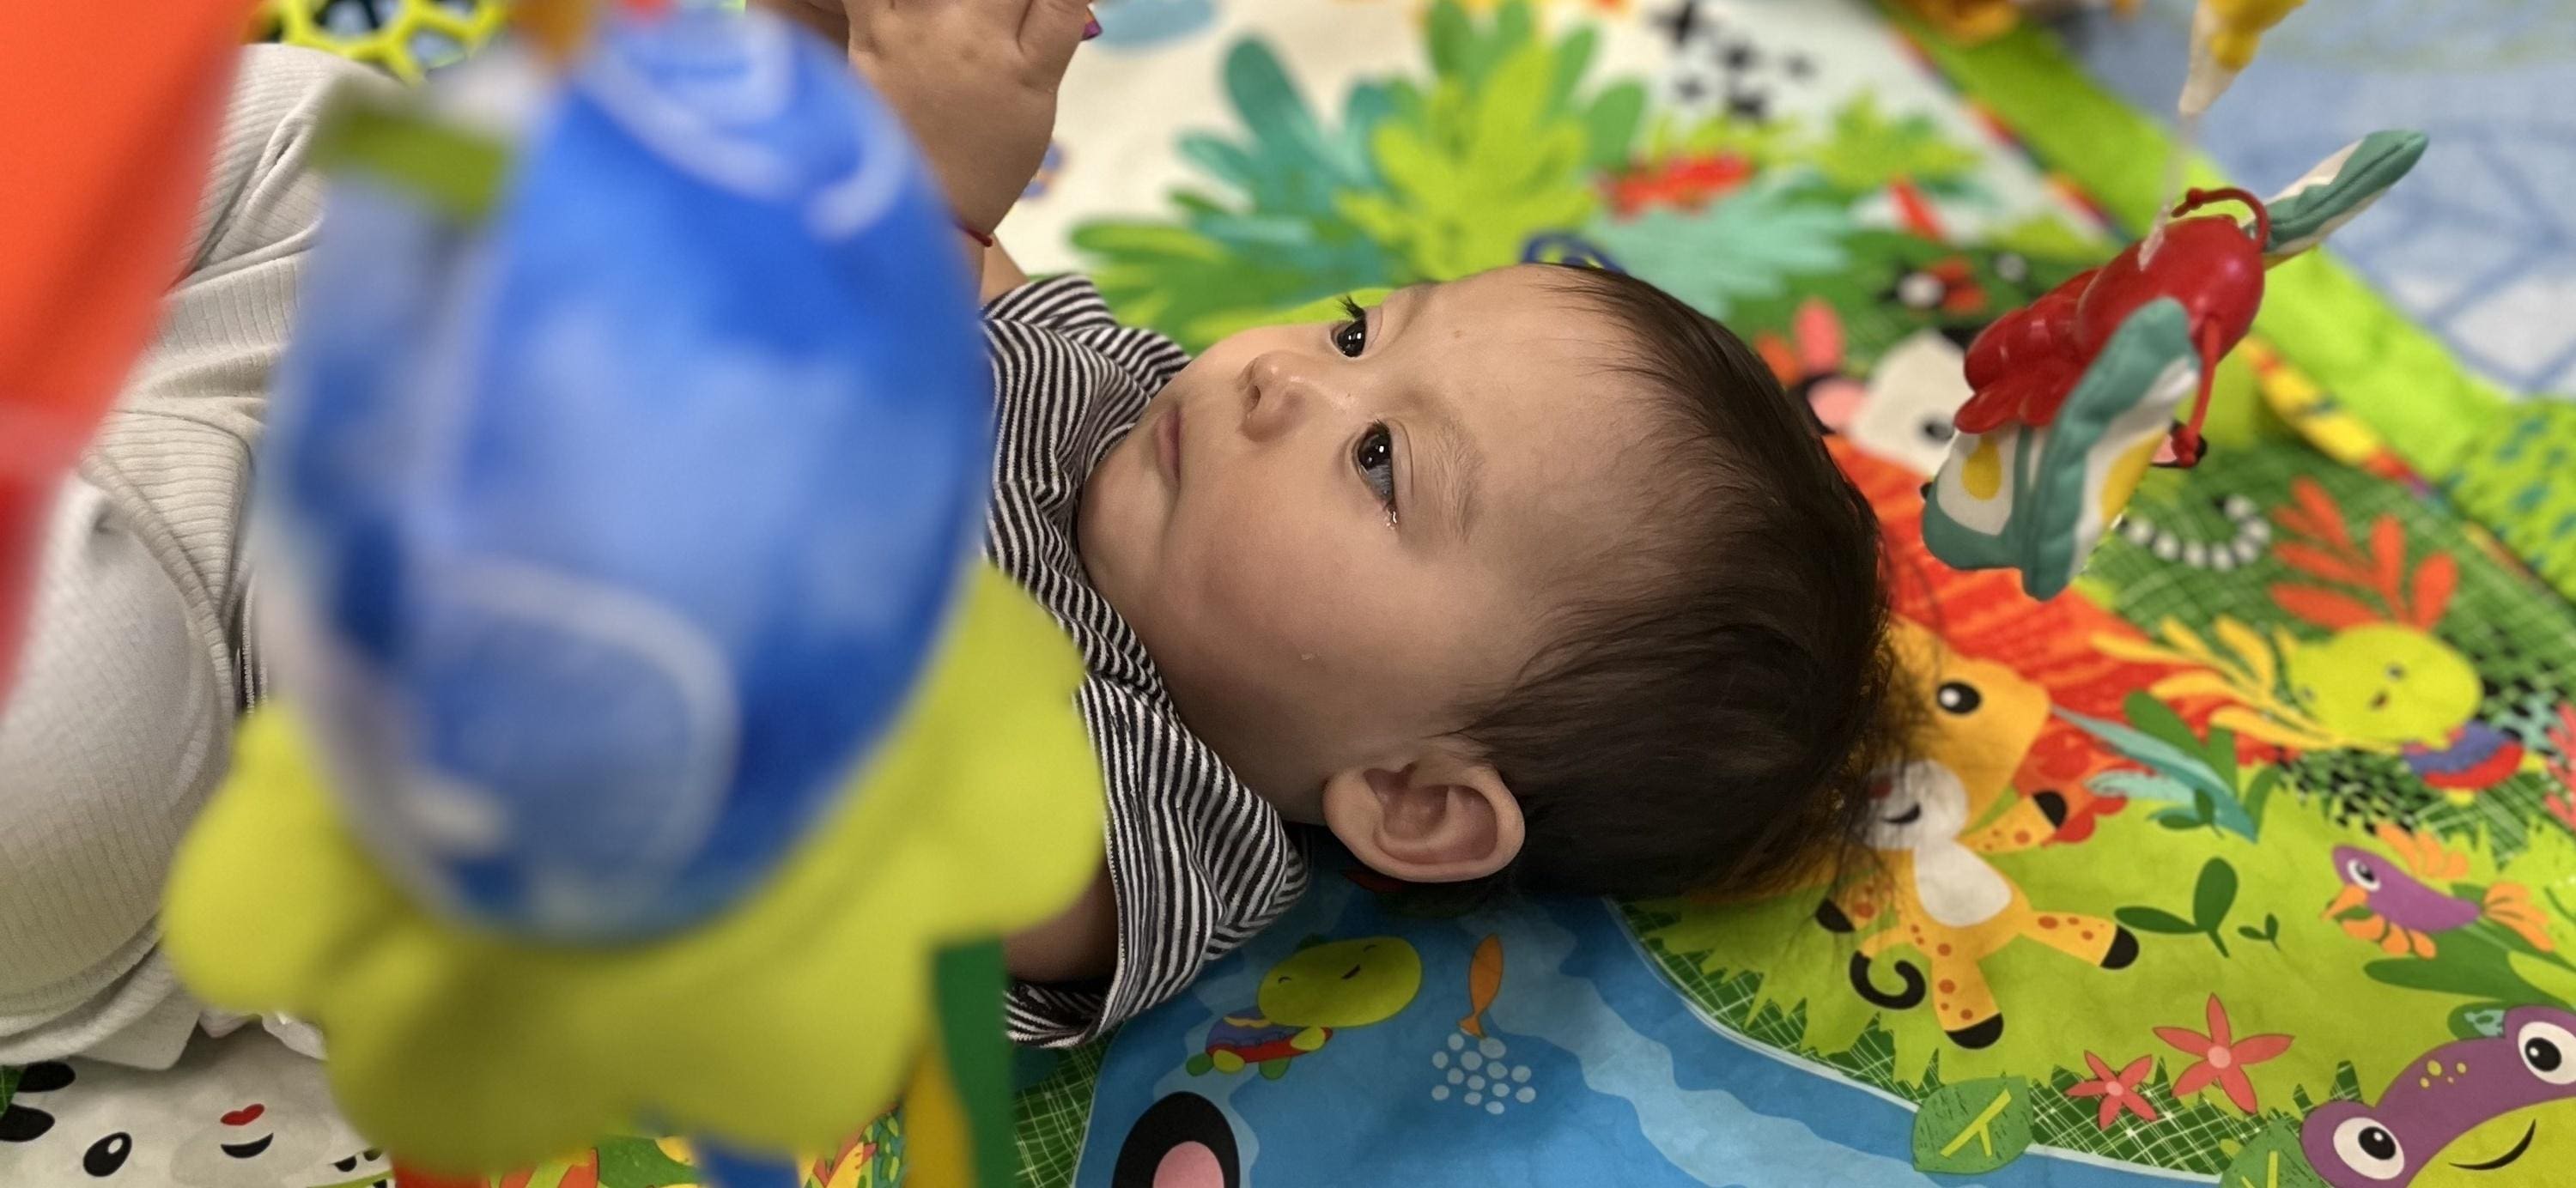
[11,3,2576,1185]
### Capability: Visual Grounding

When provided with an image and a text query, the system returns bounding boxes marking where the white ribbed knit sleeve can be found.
[0,45,384,1069]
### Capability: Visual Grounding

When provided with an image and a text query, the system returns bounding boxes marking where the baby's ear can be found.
[1319,749,1524,885]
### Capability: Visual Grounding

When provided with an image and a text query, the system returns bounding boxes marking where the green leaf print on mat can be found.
[2217,1123,2331,1188]
[1911,1076,2032,1173]
[2116,858,2245,956]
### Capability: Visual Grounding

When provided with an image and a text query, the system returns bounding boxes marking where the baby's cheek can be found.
[1179,535,1350,673]
[1185,551,1422,727]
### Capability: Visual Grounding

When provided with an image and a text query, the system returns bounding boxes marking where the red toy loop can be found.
[2156,321,2227,470]
[1953,185,2272,464]
[2172,186,2271,250]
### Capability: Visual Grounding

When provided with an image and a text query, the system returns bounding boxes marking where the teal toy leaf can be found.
[2263,130,2429,259]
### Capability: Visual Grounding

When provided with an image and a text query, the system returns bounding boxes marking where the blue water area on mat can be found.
[1073,869,2183,1186]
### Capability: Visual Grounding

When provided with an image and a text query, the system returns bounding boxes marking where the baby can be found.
[0,1,1905,1066]
[781,0,1910,1043]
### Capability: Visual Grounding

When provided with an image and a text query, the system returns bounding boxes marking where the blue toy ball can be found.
[263,9,991,941]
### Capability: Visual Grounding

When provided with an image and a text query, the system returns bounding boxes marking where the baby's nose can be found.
[1241,352,1319,440]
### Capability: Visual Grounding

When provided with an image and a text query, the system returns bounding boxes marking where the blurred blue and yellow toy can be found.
[161,4,1100,1186]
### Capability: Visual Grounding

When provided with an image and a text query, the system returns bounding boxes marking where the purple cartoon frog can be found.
[2301,1005,2576,1185]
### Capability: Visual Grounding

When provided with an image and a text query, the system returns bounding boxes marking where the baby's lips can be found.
[1084,7,1102,39]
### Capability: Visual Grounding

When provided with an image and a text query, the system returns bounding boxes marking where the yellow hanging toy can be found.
[161,4,1101,1187]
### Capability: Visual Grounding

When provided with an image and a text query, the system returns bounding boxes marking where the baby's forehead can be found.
[1419,269,1648,389]
[1418,270,1671,573]
[1431,266,1657,418]
[1437,264,1630,331]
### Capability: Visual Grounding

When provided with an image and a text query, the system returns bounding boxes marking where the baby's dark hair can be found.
[1461,264,1910,900]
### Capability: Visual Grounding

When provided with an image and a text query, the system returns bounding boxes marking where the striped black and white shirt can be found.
[983,276,1309,1046]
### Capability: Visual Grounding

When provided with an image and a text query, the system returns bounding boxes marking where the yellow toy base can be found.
[163,563,1106,1175]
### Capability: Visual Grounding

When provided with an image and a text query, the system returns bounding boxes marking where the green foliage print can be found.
[1802,92,1982,202]
[1583,173,1852,318]
[1068,0,2019,355]
[1339,3,1644,281]
[1073,38,1400,350]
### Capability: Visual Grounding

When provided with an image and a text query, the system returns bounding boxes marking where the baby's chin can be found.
[1074,429,1169,629]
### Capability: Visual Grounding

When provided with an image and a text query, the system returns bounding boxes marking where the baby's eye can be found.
[1334,295,1370,358]
[1355,423,1398,519]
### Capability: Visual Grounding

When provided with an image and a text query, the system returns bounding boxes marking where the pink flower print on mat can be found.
[2154,994,2293,1113]
[2065,1052,2161,1129]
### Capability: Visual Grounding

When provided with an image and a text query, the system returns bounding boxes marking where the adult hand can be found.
[757,0,1091,238]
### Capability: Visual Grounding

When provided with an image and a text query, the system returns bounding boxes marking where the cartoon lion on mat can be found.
[1814,618,2141,1049]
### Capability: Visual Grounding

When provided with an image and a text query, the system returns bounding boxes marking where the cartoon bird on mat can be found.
[2097,479,2560,804]
[2265,480,2551,799]
[2324,824,2556,960]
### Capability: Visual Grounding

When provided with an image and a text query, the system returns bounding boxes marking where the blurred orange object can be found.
[1894,0,2140,45]
[0,2,248,696]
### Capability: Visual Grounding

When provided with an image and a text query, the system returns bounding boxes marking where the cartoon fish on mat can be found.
[2325,824,2555,959]
[1460,935,1504,1039]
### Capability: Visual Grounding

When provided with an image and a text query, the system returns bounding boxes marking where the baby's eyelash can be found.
[1331,294,1371,358]
[1355,423,1398,526]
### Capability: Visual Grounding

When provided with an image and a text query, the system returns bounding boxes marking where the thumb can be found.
[750,0,850,50]
[1018,0,1093,87]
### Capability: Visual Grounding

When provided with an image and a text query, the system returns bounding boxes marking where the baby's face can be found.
[1078,266,1656,815]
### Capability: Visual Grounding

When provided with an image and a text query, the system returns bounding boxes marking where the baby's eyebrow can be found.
[1428,413,1484,541]
[1390,284,1482,541]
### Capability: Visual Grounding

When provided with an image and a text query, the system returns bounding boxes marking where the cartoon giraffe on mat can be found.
[1816,618,2140,1049]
